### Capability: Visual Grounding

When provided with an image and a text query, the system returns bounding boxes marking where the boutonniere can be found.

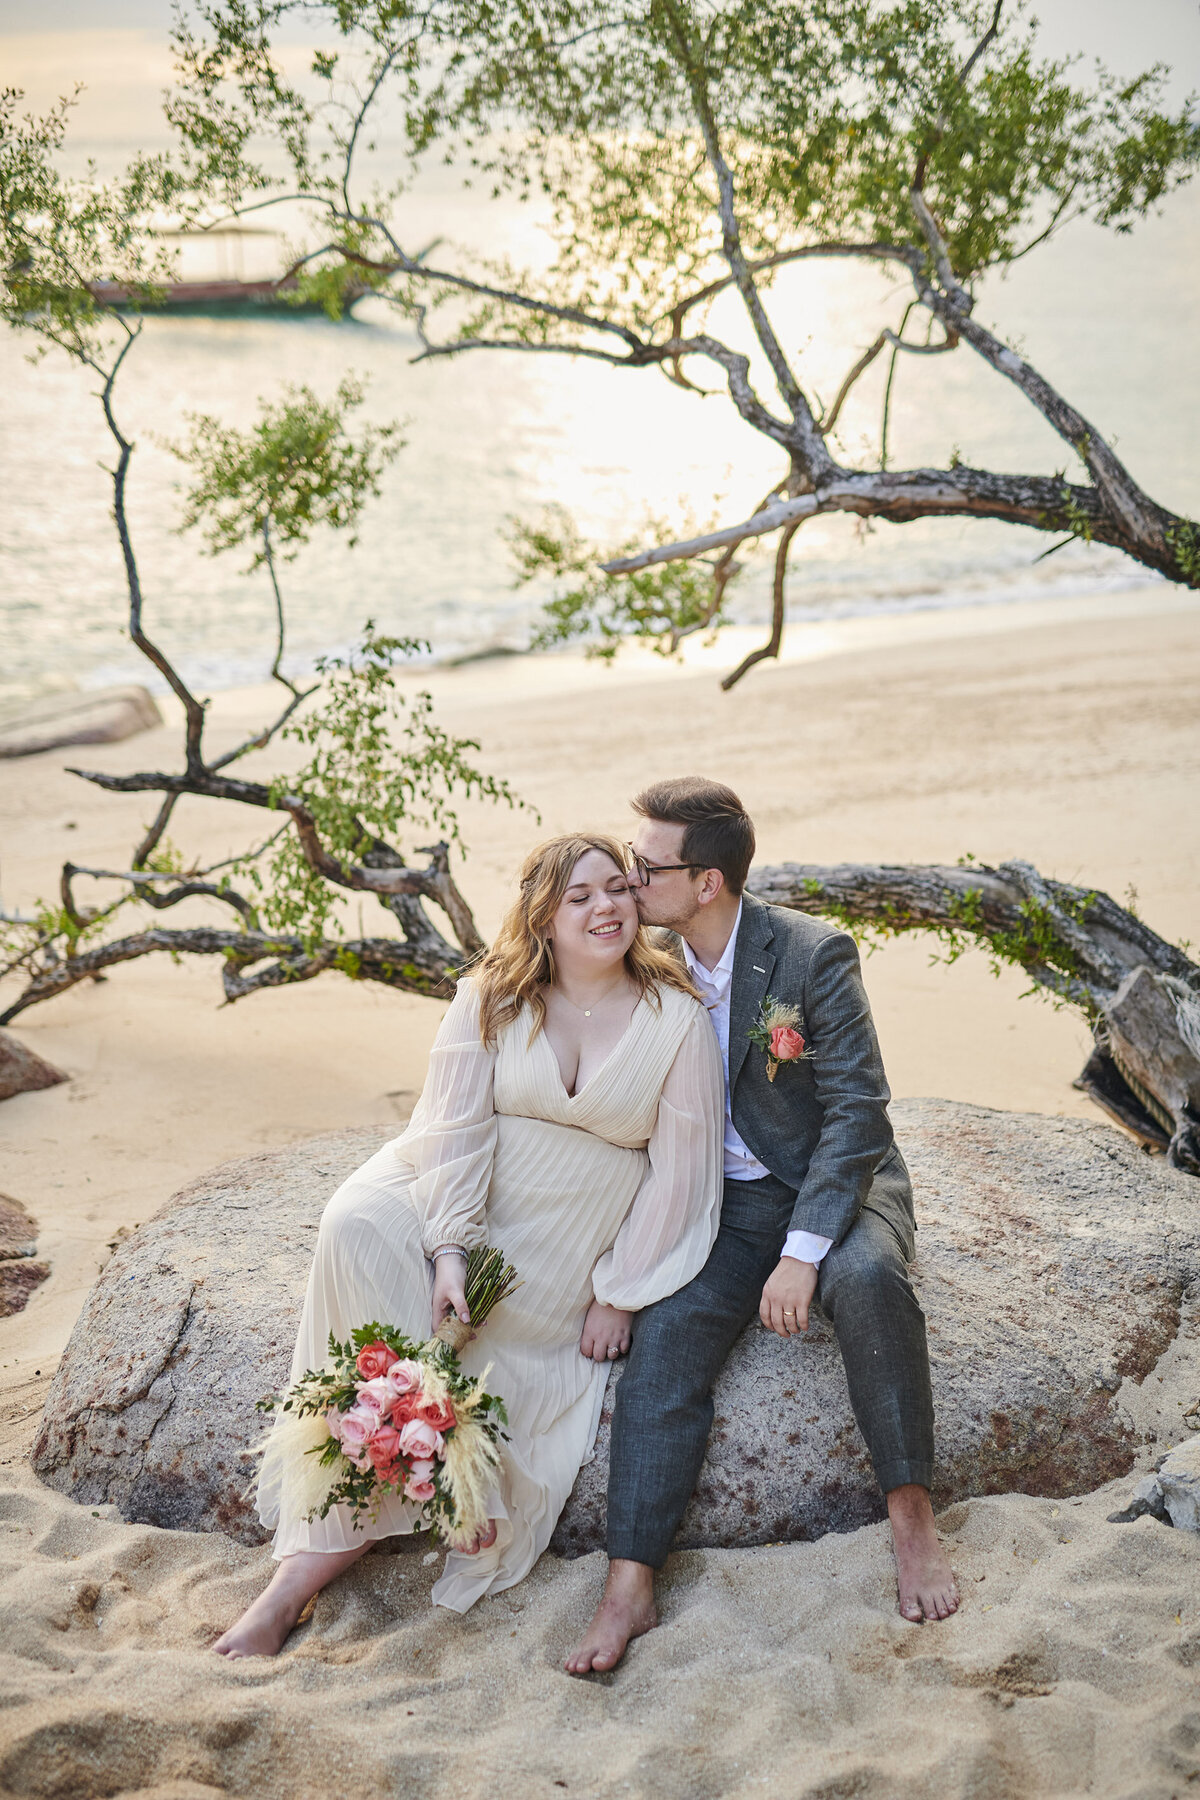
[748,996,813,1082]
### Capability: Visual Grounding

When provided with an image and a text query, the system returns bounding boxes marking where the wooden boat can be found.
[87,225,370,317]
[86,274,371,317]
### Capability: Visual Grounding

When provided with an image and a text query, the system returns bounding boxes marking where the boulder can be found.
[32,1101,1200,1550]
[1110,1439,1200,1532]
[0,1032,68,1102]
[0,684,161,759]
[0,1195,48,1318]
[0,1195,39,1260]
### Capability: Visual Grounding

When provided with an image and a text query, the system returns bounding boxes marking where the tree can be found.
[3,51,1197,1174]
[0,91,522,1020]
[169,0,1200,684]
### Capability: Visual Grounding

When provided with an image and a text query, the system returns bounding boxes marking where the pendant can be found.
[583,1009,591,1017]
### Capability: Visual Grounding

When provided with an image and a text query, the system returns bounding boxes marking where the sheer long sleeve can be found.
[399,979,498,1255]
[591,1006,724,1310]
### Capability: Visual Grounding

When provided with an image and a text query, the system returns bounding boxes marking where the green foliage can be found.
[1166,519,1200,585]
[236,626,529,944]
[170,1,1199,338]
[0,87,187,367]
[512,504,736,660]
[797,870,1100,1008]
[172,377,402,568]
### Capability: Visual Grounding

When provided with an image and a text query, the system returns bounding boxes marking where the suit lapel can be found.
[728,893,776,1090]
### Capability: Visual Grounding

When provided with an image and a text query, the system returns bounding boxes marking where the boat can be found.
[86,226,371,318]
[87,274,371,316]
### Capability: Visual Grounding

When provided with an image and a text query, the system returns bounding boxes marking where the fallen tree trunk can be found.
[747,860,1200,1174]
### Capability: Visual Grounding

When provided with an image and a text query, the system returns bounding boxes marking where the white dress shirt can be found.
[681,902,833,1268]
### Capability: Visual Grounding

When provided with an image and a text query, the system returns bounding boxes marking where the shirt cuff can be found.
[781,1228,833,1266]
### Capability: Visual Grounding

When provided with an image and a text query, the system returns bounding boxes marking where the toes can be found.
[900,1600,923,1623]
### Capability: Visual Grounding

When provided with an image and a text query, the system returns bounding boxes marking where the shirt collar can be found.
[681,898,743,989]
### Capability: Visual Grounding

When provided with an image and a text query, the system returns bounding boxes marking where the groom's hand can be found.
[760,1258,819,1338]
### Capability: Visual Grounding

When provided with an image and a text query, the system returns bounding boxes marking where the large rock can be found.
[0,684,161,759]
[0,1194,49,1318]
[0,1031,67,1102]
[32,1103,1200,1550]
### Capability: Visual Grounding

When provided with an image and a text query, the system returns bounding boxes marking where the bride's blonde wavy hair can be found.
[472,833,699,1046]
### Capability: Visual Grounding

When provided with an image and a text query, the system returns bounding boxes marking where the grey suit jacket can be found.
[722,892,912,1246]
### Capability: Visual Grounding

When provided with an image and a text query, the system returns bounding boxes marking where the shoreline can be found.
[1,576,1186,715]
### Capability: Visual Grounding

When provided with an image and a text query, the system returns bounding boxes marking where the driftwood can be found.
[748,860,1200,1174]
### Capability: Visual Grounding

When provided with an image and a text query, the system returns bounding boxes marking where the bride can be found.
[214,832,724,1657]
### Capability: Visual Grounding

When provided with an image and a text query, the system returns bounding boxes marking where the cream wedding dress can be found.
[256,976,724,1612]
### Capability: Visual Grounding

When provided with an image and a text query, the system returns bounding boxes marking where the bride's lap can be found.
[301,1148,432,1357]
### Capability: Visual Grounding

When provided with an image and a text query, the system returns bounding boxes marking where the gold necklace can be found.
[555,979,628,1020]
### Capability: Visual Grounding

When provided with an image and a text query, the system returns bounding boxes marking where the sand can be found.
[1,586,1199,1796]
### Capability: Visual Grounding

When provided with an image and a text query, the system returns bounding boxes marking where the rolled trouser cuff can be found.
[874,1459,935,1495]
[605,1526,673,1571]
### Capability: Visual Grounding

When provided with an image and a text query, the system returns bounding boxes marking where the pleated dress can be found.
[256,976,724,1612]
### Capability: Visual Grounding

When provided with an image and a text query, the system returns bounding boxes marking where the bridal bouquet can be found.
[256,1246,520,1550]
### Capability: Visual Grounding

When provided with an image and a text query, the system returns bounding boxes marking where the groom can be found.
[566,777,958,1675]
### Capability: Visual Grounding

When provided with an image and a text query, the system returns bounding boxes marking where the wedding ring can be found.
[783,1309,796,1316]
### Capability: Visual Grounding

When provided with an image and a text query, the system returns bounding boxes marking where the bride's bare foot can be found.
[565,1558,657,1675]
[213,1586,310,1659]
[888,1484,960,1623]
[459,1520,499,1556]
[212,1545,368,1659]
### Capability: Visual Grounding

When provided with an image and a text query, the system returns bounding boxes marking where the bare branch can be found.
[720,518,803,691]
[657,0,830,474]
[601,462,1189,581]
[0,924,462,1026]
[667,241,920,339]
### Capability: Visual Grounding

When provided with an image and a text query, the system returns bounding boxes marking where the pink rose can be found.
[355,1341,399,1380]
[398,1418,445,1463]
[355,1376,395,1418]
[385,1358,424,1398]
[404,1475,436,1503]
[414,1394,456,1433]
[769,1025,805,1062]
[337,1405,376,1468]
[324,1405,345,1443]
[408,1458,436,1484]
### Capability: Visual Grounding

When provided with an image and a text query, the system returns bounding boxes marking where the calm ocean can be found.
[2,16,1198,701]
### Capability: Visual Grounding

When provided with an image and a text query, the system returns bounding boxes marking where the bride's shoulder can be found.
[648,980,707,1030]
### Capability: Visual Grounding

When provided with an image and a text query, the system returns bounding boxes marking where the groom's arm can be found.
[787,930,896,1246]
[760,931,894,1337]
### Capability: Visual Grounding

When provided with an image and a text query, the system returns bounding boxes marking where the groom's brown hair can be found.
[632,777,756,895]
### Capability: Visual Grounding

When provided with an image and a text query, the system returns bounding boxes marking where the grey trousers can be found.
[606,1172,934,1569]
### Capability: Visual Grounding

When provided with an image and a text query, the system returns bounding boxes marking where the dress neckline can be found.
[535,994,647,1102]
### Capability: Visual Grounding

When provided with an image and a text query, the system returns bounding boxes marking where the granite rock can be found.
[0,1033,67,1102]
[0,685,161,759]
[32,1102,1200,1550]
[1110,1438,1200,1532]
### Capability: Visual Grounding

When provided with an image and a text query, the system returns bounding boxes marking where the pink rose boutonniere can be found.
[748,995,814,1082]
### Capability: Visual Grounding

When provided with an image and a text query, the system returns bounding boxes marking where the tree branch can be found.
[601,463,1191,581]
[658,0,830,476]
[719,518,802,690]
[747,857,1200,1172]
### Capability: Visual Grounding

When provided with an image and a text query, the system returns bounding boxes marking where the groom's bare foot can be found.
[887,1483,959,1622]
[565,1558,657,1675]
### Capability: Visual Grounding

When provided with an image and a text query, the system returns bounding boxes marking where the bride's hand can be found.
[431,1247,470,1334]
[580,1301,633,1363]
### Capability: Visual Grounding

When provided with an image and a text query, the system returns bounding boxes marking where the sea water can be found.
[2,20,1197,702]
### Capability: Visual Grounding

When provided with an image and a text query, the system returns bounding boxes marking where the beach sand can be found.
[1,587,1199,1796]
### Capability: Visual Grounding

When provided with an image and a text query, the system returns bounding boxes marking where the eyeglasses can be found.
[626,847,705,887]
